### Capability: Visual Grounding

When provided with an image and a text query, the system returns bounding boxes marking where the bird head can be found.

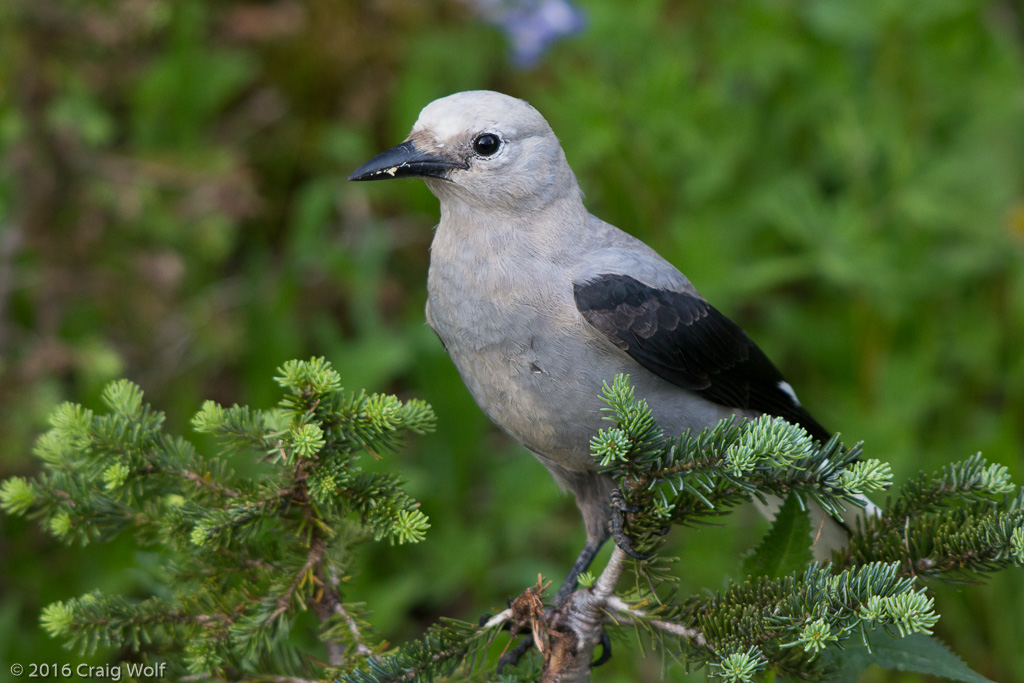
[349,91,581,214]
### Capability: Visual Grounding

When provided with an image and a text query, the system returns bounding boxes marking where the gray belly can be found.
[430,310,751,473]
[444,331,616,467]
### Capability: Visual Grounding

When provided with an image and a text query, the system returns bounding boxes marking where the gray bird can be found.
[350,90,852,603]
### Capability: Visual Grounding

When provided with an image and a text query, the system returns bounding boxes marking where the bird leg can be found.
[553,536,606,605]
[610,487,654,560]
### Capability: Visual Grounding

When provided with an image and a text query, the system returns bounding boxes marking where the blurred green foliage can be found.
[1,0,1022,680]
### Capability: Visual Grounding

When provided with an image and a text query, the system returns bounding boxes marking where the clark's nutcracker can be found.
[350,91,855,602]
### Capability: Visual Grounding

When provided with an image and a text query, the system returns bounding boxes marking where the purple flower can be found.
[466,0,587,68]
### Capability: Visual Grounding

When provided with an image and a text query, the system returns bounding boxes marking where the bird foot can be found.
[610,487,654,560]
[493,613,614,672]
[610,487,639,513]
[497,634,534,673]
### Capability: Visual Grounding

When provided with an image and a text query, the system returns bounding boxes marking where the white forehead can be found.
[411,90,550,142]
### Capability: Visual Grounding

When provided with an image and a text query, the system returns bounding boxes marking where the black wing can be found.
[574,273,830,441]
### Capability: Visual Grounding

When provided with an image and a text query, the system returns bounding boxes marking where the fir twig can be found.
[3,358,435,680]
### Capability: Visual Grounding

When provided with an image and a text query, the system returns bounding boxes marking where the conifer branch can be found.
[603,595,706,644]
[2,358,435,680]
[332,597,377,660]
[3,367,1020,682]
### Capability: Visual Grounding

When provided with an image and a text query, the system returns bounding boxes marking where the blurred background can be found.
[1,0,1022,680]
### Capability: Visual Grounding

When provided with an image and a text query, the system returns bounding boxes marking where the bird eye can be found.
[472,133,501,157]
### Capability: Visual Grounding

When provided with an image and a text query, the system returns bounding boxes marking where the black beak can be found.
[348,140,467,181]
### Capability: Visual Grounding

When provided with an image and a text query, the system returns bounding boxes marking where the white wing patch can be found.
[777,380,801,406]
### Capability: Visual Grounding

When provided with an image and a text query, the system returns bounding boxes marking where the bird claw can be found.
[592,629,612,667]
[613,523,654,560]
